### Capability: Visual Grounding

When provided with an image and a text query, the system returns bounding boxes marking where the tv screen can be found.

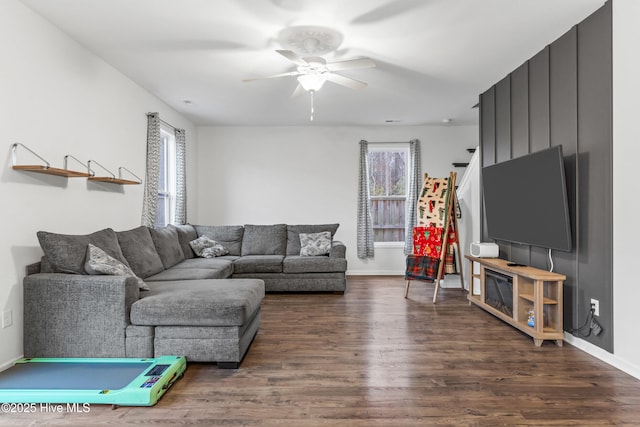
[482,145,572,251]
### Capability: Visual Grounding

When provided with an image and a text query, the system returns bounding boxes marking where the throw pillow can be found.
[37,228,128,275]
[189,236,229,258]
[299,231,332,256]
[286,224,339,256]
[84,244,149,291]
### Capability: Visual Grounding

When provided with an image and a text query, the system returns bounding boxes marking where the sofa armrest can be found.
[23,273,140,358]
[330,240,346,258]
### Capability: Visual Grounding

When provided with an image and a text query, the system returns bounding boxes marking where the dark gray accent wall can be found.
[478,1,612,351]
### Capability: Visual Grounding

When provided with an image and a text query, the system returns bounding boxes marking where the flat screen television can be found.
[482,145,572,251]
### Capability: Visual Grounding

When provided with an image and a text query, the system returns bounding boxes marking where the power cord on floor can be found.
[569,304,603,337]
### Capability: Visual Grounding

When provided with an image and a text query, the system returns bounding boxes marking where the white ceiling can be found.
[20,0,605,126]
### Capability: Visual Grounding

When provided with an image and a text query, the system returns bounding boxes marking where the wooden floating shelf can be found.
[88,176,141,185]
[12,165,91,178]
[11,144,142,186]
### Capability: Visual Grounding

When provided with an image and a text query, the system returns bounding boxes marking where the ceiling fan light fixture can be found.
[297,73,326,92]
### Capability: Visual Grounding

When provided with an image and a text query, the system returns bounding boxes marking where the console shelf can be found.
[519,293,558,305]
[466,255,565,347]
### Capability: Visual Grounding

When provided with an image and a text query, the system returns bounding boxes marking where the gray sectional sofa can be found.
[23,223,347,368]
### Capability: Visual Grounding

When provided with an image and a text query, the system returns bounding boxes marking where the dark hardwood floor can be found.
[2,276,640,426]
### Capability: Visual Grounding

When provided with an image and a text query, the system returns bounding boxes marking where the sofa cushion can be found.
[283,256,348,274]
[150,225,186,269]
[145,266,232,281]
[215,255,241,262]
[189,236,229,258]
[299,231,332,256]
[84,244,149,290]
[130,279,265,327]
[37,228,127,275]
[241,224,287,256]
[39,256,59,273]
[173,224,198,259]
[116,226,165,279]
[233,255,284,274]
[194,225,244,256]
[171,257,234,271]
[286,224,339,256]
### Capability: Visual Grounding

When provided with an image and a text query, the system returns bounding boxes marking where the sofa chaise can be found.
[23,223,347,368]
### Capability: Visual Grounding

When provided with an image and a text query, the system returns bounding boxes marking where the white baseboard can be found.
[346,273,468,290]
[564,333,640,381]
[0,354,23,373]
[346,271,403,276]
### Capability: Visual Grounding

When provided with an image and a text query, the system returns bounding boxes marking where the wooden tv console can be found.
[465,255,565,347]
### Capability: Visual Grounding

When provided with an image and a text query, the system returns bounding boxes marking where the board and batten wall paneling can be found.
[549,27,579,331]
[527,46,553,270]
[576,1,613,352]
[511,63,530,159]
[509,63,532,265]
[494,76,512,261]
[495,76,512,163]
[479,2,612,352]
[480,87,495,243]
[528,46,551,153]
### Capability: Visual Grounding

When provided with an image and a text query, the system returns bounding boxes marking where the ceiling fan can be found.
[243,49,375,120]
[244,49,376,97]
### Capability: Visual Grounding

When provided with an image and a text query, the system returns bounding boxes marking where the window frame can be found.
[156,124,177,227]
[367,143,410,247]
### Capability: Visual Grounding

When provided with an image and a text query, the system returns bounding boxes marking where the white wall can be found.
[456,148,481,293]
[195,125,478,275]
[0,0,196,368]
[612,0,640,376]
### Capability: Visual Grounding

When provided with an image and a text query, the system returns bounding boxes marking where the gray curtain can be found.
[174,128,187,225]
[141,112,161,227]
[357,140,374,258]
[404,139,422,254]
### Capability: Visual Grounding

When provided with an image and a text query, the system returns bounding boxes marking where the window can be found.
[156,124,176,227]
[368,145,408,243]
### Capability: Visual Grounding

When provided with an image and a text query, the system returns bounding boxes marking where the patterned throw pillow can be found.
[299,231,332,256]
[84,244,149,291]
[189,236,229,258]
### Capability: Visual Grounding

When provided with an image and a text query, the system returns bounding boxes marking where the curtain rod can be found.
[146,112,180,131]
[160,118,179,130]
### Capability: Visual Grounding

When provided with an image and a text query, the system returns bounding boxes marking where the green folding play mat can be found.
[0,356,186,407]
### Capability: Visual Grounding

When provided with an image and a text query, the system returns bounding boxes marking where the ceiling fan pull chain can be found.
[310,90,315,121]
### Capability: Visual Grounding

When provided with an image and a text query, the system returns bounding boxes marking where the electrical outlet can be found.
[1,310,12,328]
[590,298,600,317]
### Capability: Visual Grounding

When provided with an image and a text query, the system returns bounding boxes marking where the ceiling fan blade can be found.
[290,84,306,98]
[326,58,376,71]
[325,73,368,90]
[276,49,308,66]
[350,0,427,25]
[242,71,301,82]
